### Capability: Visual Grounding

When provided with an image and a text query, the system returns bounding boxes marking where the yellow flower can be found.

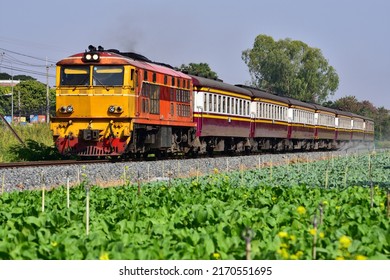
[211,252,221,260]
[289,235,296,241]
[213,168,219,174]
[319,232,325,239]
[335,206,341,210]
[335,256,344,260]
[339,235,352,249]
[51,241,58,247]
[322,200,328,206]
[297,206,306,215]
[355,255,367,260]
[280,249,289,259]
[99,252,110,260]
[280,243,288,249]
[309,228,317,235]
[278,231,288,238]
[296,251,303,258]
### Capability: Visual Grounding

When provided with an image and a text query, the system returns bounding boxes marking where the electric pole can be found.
[46,57,50,123]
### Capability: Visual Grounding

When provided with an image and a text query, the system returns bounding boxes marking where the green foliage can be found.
[9,139,61,161]
[179,63,218,79]
[329,96,390,141]
[0,151,389,260]
[0,123,54,162]
[242,34,339,103]
[0,80,55,116]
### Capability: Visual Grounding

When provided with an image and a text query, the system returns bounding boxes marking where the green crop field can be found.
[0,151,389,260]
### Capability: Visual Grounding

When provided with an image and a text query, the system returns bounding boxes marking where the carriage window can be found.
[93,66,124,86]
[60,66,90,86]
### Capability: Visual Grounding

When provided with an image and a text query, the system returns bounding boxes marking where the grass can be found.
[376,140,390,149]
[0,123,59,162]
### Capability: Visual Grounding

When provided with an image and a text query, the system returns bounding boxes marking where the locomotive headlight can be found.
[60,106,67,113]
[108,106,116,113]
[83,52,100,62]
[66,105,74,113]
[116,106,123,113]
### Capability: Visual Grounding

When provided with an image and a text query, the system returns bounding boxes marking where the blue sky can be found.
[1,0,389,109]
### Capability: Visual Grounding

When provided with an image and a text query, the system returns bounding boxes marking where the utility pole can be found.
[46,57,50,123]
[18,90,20,118]
[11,64,14,123]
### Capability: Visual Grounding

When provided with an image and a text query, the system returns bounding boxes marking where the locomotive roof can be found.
[190,75,252,97]
[57,51,191,79]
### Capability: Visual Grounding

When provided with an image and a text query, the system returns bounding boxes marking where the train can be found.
[50,46,374,158]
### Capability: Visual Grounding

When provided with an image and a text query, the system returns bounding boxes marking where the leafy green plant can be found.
[0,151,389,260]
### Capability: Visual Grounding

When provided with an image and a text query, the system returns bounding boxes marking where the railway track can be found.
[0,149,362,169]
[0,149,376,193]
[0,159,113,169]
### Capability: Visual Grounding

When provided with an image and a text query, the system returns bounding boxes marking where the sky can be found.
[0,0,389,109]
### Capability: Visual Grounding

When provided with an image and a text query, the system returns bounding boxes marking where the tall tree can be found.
[242,34,339,103]
[1,80,55,117]
[178,63,218,79]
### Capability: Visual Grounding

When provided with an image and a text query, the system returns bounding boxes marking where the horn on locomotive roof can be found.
[88,45,97,52]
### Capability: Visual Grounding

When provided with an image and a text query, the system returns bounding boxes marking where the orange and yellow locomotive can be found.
[50,46,197,158]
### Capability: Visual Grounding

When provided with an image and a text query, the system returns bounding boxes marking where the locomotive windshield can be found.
[60,65,124,86]
[60,66,90,86]
[93,66,124,86]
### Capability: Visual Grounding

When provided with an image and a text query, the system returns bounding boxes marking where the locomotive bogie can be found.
[128,124,196,156]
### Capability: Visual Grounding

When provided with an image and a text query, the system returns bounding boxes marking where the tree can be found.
[0,72,36,81]
[0,72,12,80]
[178,63,218,79]
[0,80,55,117]
[332,95,390,141]
[333,95,362,113]
[375,107,390,141]
[242,34,339,103]
[14,75,36,81]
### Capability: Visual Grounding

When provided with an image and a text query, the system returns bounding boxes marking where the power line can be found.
[0,47,56,64]
[0,48,56,82]
[0,65,55,78]
[2,53,48,67]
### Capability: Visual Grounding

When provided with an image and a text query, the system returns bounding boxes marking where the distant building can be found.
[0,80,21,87]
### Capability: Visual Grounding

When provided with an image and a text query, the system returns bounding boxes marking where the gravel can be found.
[0,149,372,193]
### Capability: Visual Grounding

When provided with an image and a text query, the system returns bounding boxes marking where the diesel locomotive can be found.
[50,46,374,158]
